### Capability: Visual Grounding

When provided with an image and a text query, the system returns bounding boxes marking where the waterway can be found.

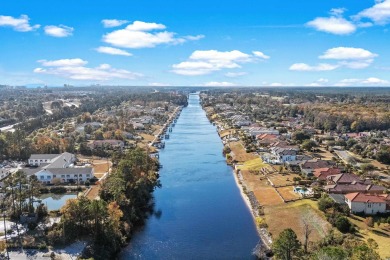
[120,93,259,259]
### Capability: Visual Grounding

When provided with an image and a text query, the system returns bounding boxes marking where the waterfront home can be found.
[326,173,364,185]
[299,159,335,177]
[325,182,386,194]
[345,192,390,214]
[263,147,299,164]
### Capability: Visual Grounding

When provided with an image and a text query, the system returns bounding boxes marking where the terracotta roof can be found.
[345,192,388,203]
[314,168,341,180]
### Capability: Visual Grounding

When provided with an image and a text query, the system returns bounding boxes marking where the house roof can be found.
[29,154,60,160]
[327,173,361,184]
[44,152,74,169]
[326,183,386,194]
[345,192,389,203]
[314,168,341,180]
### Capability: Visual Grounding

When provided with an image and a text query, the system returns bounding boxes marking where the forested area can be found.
[47,148,160,259]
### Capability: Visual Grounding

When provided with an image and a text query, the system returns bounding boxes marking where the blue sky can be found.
[1,0,390,87]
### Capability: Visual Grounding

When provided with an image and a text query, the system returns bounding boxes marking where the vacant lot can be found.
[229,141,258,162]
[254,187,283,206]
[277,186,301,201]
[237,158,268,172]
[268,173,298,187]
[265,200,331,243]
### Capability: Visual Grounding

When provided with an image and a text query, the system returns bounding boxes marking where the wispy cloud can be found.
[102,19,129,28]
[95,46,133,56]
[34,58,142,81]
[44,25,74,37]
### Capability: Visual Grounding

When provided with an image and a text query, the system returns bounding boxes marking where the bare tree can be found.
[303,219,312,253]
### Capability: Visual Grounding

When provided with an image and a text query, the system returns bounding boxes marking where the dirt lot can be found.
[93,160,110,174]
[277,186,301,201]
[229,141,258,162]
[265,200,331,242]
[309,147,335,160]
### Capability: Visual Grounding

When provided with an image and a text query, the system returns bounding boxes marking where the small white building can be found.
[344,192,390,215]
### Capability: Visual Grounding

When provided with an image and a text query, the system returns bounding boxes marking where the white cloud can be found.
[225,72,248,77]
[95,46,132,56]
[44,25,73,37]
[355,0,390,25]
[269,82,284,87]
[149,82,171,86]
[102,19,128,28]
[102,21,203,49]
[203,81,237,87]
[319,47,377,69]
[38,58,87,67]
[335,77,389,86]
[172,50,269,76]
[319,47,377,60]
[305,78,329,86]
[183,35,205,41]
[34,58,142,81]
[306,16,356,35]
[253,51,270,59]
[0,14,40,32]
[289,63,339,71]
[291,47,378,72]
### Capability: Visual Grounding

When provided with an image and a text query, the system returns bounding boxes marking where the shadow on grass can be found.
[371,229,390,238]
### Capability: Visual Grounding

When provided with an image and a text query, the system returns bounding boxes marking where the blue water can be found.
[120,94,259,259]
[37,193,77,211]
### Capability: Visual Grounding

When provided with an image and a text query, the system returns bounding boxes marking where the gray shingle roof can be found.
[29,154,60,160]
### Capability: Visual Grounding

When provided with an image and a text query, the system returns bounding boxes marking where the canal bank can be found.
[120,93,260,259]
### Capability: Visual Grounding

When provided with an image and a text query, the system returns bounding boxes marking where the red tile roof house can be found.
[313,168,341,181]
[344,193,390,214]
[325,173,386,194]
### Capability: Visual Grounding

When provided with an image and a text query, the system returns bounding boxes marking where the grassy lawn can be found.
[229,141,258,162]
[237,158,267,171]
[265,199,331,243]
[277,186,301,201]
[348,215,390,259]
[140,133,155,142]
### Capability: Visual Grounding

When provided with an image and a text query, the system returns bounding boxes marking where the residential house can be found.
[313,168,341,181]
[263,147,299,164]
[345,192,390,214]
